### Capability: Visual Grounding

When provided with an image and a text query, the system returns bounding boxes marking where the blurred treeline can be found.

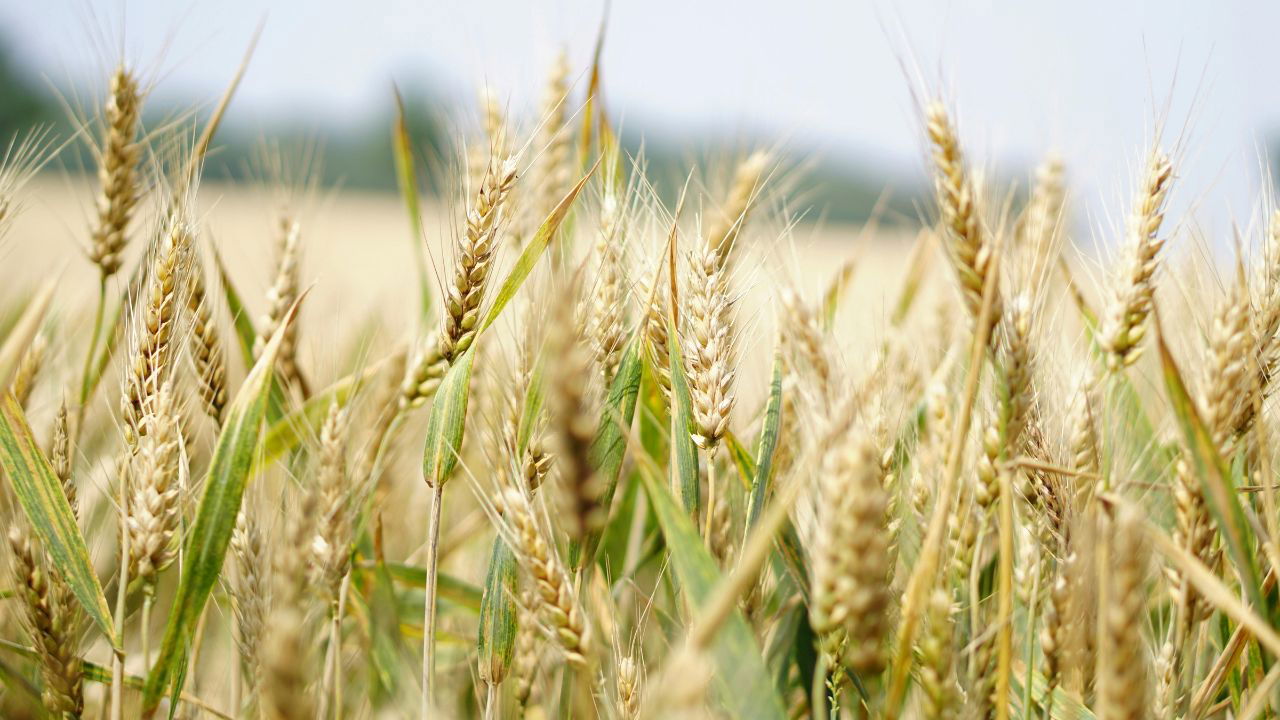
[0,37,915,224]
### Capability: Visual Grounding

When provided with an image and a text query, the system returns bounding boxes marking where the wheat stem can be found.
[421,482,444,719]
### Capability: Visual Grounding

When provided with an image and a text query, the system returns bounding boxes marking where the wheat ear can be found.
[9,527,85,718]
[517,51,572,247]
[925,101,1000,331]
[88,66,143,278]
[498,487,592,666]
[1097,508,1150,720]
[808,432,890,674]
[588,190,630,384]
[254,216,305,395]
[262,488,319,720]
[125,381,183,586]
[685,237,736,450]
[11,332,46,408]
[1100,150,1175,370]
[917,588,959,720]
[439,156,518,362]
[230,505,270,713]
[187,253,227,425]
[121,214,191,449]
[707,151,770,266]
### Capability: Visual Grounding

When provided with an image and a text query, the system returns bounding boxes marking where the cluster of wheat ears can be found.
[2,34,1280,720]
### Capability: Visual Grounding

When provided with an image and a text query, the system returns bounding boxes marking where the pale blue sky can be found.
[4,1,1279,239]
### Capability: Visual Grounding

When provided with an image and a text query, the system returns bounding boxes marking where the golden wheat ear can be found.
[924,101,1001,334]
[88,66,144,279]
[1100,150,1175,371]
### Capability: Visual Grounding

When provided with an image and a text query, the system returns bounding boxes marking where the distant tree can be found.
[0,36,54,143]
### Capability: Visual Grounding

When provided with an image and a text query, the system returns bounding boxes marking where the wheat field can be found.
[0,36,1275,720]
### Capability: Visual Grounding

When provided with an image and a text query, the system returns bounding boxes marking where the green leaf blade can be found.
[639,469,787,720]
[1156,322,1265,613]
[576,337,643,568]
[0,394,117,648]
[477,538,518,684]
[479,159,600,335]
[666,317,700,517]
[142,295,305,713]
[747,350,784,531]
[422,347,475,486]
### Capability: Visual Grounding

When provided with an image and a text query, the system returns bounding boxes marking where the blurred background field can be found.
[6,2,1280,250]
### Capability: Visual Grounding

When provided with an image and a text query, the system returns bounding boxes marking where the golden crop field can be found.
[0,34,1271,720]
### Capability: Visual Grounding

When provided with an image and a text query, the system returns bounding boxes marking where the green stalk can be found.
[1023,570,1040,720]
[76,278,108,423]
[141,591,153,673]
[110,473,130,720]
[703,449,717,544]
[421,482,444,720]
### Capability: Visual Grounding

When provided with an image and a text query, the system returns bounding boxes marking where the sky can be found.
[4,1,1280,241]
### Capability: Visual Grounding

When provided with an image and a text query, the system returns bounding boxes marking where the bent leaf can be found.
[0,278,54,390]
[480,159,600,334]
[747,349,784,532]
[1156,317,1264,612]
[254,350,402,472]
[576,337,643,568]
[640,469,787,720]
[476,538,518,683]
[143,294,306,714]
[392,86,431,319]
[667,317,700,517]
[210,246,257,370]
[0,394,116,647]
[422,346,475,487]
